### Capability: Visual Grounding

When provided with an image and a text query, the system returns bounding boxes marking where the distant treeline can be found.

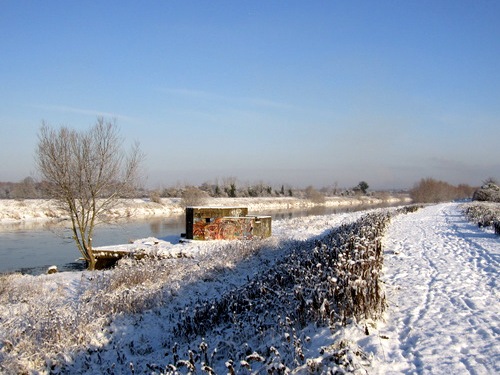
[0,177,46,199]
[409,178,476,203]
[1,177,380,200]
[152,180,376,203]
[2,176,478,203]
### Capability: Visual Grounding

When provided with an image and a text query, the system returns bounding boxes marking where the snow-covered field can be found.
[0,202,498,374]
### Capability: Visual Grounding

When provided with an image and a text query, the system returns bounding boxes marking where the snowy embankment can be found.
[1,202,498,374]
[0,195,409,223]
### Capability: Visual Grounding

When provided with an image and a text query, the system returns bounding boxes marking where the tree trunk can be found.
[85,244,97,271]
[87,256,97,271]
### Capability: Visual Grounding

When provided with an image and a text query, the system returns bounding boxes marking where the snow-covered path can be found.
[379,203,499,374]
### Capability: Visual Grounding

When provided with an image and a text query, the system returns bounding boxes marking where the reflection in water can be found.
[150,221,161,236]
[0,219,68,233]
[148,217,183,237]
[0,202,404,275]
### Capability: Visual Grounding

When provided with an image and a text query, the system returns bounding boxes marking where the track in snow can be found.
[380,203,499,374]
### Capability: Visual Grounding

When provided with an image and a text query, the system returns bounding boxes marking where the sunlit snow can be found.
[0,202,498,374]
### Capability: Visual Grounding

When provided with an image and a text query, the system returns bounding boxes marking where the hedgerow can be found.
[162,212,391,373]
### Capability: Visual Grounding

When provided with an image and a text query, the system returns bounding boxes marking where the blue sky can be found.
[1,1,499,189]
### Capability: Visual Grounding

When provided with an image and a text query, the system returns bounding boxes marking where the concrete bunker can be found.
[185,206,271,240]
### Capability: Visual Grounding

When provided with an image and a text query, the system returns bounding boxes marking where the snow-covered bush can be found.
[396,204,423,214]
[472,182,500,202]
[462,201,500,232]
[149,190,162,204]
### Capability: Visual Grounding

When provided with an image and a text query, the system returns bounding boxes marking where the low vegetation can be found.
[462,179,500,235]
[461,201,500,234]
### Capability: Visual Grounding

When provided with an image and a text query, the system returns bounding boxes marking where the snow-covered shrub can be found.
[149,190,162,204]
[396,204,423,214]
[472,182,500,202]
[295,339,371,374]
[462,201,500,231]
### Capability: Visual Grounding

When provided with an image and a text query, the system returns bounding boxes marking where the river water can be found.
[0,203,401,275]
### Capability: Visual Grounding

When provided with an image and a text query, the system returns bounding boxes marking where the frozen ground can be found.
[0,202,498,374]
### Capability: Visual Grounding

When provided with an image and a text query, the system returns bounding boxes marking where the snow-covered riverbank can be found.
[0,195,410,224]
[1,202,497,374]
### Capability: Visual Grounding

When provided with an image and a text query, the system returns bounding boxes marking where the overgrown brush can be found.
[83,257,174,315]
[0,273,17,301]
[0,273,108,373]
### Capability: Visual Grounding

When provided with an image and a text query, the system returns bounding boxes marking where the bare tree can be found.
[305,185,325,203]
[410,177,474,203]
[180,186,208,207]
[35,118,144,270]
[12,177,39,199]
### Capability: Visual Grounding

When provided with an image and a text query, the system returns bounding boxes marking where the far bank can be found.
[0,194,411,224]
